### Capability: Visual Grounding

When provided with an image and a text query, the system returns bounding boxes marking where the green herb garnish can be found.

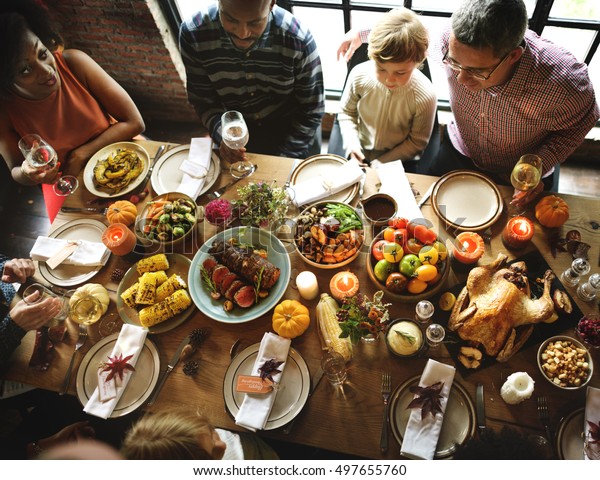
[395,330,417,345]
[200,266,218,295]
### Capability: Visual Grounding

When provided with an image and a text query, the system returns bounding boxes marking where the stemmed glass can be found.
[221,111,255,179]
[18,134,79,196]
[508,154,542,216]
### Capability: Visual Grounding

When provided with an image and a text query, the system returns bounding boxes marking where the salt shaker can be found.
[560,258,590,287]
[415,300,435,324]
[577,273,600,302]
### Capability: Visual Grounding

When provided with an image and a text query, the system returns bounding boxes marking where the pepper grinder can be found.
[577,273,600,302]
[560,258,590,287]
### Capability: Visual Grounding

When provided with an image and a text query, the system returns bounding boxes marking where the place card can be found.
[236,375,273,394]
[97,370,117,402]
[45,241,79,269]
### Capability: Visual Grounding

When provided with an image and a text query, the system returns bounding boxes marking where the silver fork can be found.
[537,396,552,443]
[380,371,391,454]
[60,324,88,395]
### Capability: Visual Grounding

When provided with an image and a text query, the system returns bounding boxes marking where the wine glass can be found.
[69,295,103,326]
[221,111,255,179]
[508,154,542,216]
[18,134,79,196]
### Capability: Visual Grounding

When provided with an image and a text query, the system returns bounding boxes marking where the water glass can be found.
[320,350,347,386]
[415,300,435,324]
[425,323,446,348]
[22,283,69,321]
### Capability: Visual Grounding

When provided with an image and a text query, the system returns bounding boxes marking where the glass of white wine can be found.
[508,154,542,216]
[69,295,103,326]
[221,111,255,179]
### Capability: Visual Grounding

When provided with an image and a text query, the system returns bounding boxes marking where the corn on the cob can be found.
[139,301,171,327]
[316,293,352,362]
[155,273,187,303]
[120,282,139,308]
[136,253,169,274]
[135,272,157,305]
[165,289,192,316]
[149,270,168,287]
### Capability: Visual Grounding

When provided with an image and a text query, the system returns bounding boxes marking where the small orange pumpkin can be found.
[272,299,310,339]
[535,195,569,228]
[106,200,137,226]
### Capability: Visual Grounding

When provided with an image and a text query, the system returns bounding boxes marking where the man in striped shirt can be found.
[179,1,324,163]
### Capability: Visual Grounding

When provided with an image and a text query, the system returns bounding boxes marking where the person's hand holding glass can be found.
[219,111,255,178]
[18,134,78,196]
[508,154,543,216]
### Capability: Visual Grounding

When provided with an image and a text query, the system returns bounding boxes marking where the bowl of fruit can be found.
[366,217,451,301]
[294,202,364,269]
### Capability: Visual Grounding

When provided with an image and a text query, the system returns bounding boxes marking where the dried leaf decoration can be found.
[258,358,283,382]
[406,381,445,420]
[588,420,600,445]
[100,353,135,382]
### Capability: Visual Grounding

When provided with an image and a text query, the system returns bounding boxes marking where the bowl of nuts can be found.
[537,335,593,390]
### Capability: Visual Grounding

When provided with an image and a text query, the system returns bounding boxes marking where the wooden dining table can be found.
[2,139,599,460]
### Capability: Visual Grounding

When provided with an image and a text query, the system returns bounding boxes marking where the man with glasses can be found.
[179,0,324,164]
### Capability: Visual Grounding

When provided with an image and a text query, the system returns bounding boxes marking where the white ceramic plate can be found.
[289,154,359,205]
[83,142,150,198]
[38,218,108,287]
[223,343,310,430]
[116,253,195,334]
[188,227,291,324]
[151,144,220,197]
[390,375,476,458]
[431,170,503,231]
[556,408,585,460]
[76,333,159,418]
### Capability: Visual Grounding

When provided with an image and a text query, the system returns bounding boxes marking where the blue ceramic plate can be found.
[189,227,291,323]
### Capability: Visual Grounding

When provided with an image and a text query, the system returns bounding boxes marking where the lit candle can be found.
[296,271,320,300]
[102,223,137,256]
[329,271,360,302]
[502,216,534,249]
[452,232,485,264]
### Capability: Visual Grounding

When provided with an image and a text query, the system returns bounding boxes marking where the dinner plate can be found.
[223,343,310,430]
[116,253,194,334]
[556,408,585,460]
[431,170,503,231]
[390,375,476,458]
[76,333,159,418]
[38,218,108,287]
[83,142,150,198]
[189,227,291,323]
[150,144,221,196]
[289,154,359,205]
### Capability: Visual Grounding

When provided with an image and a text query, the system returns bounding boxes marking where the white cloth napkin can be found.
[290,158,364,207]
[372,160,423,221]
[83,324,148,419]
[30,236,110,267]
[176,137,213,199]
[584,386,600,460]
[235,332,291,431]
[400,359,456,460]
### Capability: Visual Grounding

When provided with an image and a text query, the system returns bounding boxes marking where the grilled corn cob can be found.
[316,293,352,362]
[149,270,168,286]
[135,272,157,305]
[139,301,171,327]
[120,282,139,308]
[136,253,169,274]
[155,273,187,302]
[165,289,192,316]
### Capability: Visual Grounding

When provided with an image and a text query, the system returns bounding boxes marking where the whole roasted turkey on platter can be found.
[448,253,558,366]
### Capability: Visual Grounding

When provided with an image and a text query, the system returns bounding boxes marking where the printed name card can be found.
[236,375,273,394]
[46,241,79,269]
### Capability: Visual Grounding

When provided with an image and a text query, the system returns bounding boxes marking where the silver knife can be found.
[476,383,486,435]
[60,206,106,214]
[282,365,324,434]
[204,164,258,201]
[284,158,300,189]
[146,335,189,406]
[138,144,165,189]
[417,183,435,208]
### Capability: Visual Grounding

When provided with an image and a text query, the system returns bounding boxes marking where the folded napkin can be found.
[177,137,213,199]
[290,158,363,207]
[84,324,148,419]
[584,386,600,460]
[30,236,110,268]
[372,160,423,221]
[235,332,291,431]
[400,359,456,460]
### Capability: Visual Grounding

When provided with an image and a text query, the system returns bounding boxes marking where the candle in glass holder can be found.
[296,271,319,300]
[452,232,485,264]
[502,216,534,249]
[329,271,359,302]
[102,223,137,256]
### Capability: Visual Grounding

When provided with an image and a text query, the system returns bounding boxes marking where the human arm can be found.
[337,28,369,63]
[26,421,95,459]
[60,49,145,177]
[337,67,365,161]
[2,258,35,284]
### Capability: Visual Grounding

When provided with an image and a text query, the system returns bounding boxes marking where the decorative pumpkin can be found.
[106,200,137,226]
[272,299,310,339]
[69,283,110,314]
[535,195,569,228]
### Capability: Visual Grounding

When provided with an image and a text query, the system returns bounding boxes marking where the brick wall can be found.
[45,0,198,124]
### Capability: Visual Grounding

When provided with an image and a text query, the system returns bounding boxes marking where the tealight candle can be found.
[452,232,485,264]
[502,216,534,249]
[329,271,359,302]
[296,271,319,300]
[102,223,137,256]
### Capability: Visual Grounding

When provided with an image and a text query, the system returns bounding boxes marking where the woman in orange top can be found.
[0,0,144,221]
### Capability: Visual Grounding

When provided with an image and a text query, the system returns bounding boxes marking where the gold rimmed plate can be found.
[431,170,503,231]
[556,408,585,460]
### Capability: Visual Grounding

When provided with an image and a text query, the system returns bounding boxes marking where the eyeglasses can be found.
[442,50,510,81]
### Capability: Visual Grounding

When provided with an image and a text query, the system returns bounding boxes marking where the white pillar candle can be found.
[500,372,535,405]
[296,271,319,300]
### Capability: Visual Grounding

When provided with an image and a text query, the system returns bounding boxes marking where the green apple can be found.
[373,259,397,282]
